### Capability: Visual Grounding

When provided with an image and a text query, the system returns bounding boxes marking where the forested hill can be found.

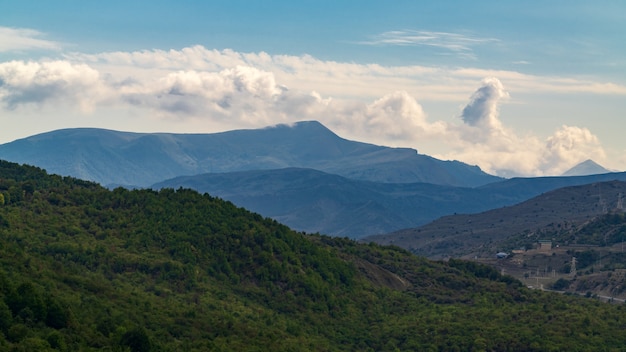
[2,160,626,351]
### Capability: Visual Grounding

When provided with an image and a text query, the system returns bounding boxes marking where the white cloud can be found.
[542,125,606,175]
[459,77,508,130]
[437,78,608,176]
[0,27,62,52]
[314,91,447,147]
[0,60,108,112]
[67,46,626,102]
[1,46,621,175]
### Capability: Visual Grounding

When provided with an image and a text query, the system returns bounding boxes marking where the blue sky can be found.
[1,0,625,176]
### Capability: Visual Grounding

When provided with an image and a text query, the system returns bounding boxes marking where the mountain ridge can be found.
[0,121,501,188]
[366,179,626,258]
[156,169,626,239]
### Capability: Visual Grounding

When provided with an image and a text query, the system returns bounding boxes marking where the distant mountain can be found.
[154,167,515,238]
[0,121,501,188]
[154,169,626,239]
[562,159,611,176]
[477,172,626,199]
[366,179,626,258]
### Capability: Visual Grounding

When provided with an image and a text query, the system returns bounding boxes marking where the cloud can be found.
[460,77,508,130]
[437,79,607,176]
[0,46,619,176]
[542,125,605,174]
[0,27,62,52]
[360,30,499,59]
[69,46,626,101]
[313,90,447,147]
[0,60,107,112]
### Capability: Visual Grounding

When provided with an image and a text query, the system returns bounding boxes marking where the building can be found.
[538,240,552,251]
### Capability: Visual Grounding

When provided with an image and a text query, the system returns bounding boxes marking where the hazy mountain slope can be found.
[0,121,501,188]
[367,180,626,258]
[478,172,626,201]
[156,169,626,239]
[3,159,626,351]
[0,128,199,187]
[154,168,517,238]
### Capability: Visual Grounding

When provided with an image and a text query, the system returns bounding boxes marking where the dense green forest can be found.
[1,160,626,351]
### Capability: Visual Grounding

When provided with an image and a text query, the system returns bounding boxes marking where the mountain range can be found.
[154,168,626,238]
[0,121,500,188]
[0,120,622,239]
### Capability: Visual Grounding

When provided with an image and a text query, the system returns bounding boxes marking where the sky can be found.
[1,0,625,177]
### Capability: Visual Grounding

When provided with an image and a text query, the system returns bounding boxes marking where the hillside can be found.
[156,169,626,239]
[153,167,514,239]
[2,160,626,350]
[0,121,501,188]
[367,180,626,259]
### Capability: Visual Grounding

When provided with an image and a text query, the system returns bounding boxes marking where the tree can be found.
[551,278,570,290]
[120,327,152,352]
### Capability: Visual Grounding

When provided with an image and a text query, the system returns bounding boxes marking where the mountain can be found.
[478,172,626,200]
[0,121,501,188]
[153,167,515,238]
[562,159,612,176]
[3,159,626,351]
[366,180,626,259]
[156,169,626,239]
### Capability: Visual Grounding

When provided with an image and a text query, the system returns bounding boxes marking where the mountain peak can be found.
[268,120,339,138]
[561,159,611,176]
[0,120,499,188]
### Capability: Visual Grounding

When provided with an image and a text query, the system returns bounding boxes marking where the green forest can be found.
[1,160,626,351]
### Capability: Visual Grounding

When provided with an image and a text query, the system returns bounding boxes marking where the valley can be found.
[480,243,626,302]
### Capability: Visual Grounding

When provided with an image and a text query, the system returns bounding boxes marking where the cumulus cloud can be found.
[0,60,107,112]
[0,57,445,144]
[292,90,448,148]
[460,77,508,130]
[0,27,62,52]
[0,46,619,175]
[542,125,605,174]
[359,91,446,141]
[69,46,626,100]
[438,78,607,176]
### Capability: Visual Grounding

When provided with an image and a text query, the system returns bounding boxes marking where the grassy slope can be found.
[0,160,625,351]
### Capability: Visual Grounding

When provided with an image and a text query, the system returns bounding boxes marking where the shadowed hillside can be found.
[368,181,626,259]
[153,168,516,239]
